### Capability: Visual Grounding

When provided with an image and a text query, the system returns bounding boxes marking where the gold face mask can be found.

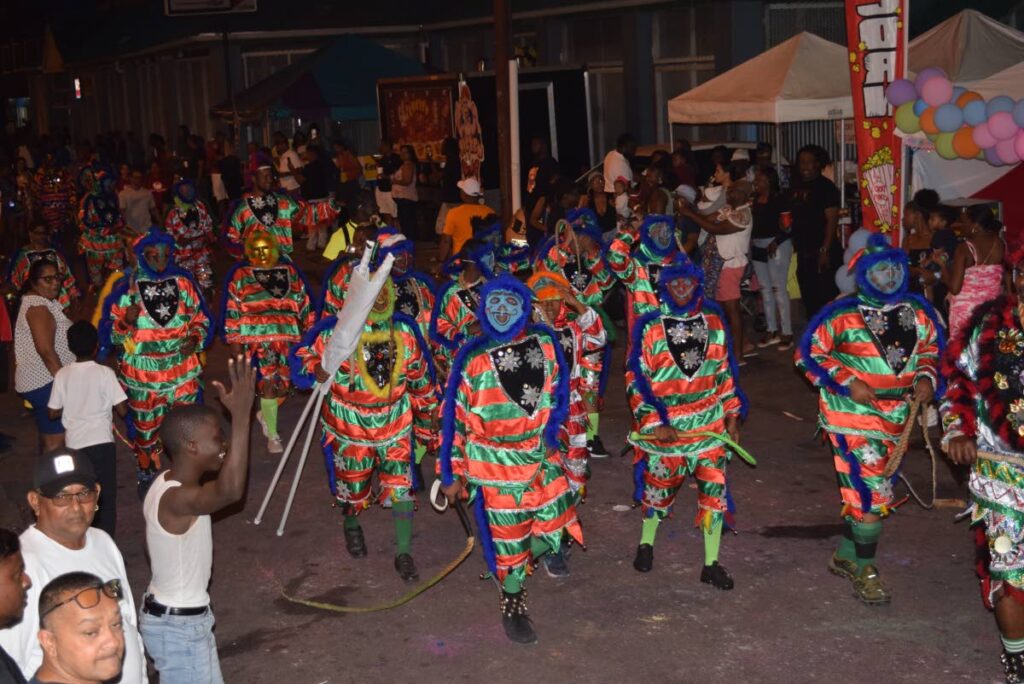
[245,231,279,267]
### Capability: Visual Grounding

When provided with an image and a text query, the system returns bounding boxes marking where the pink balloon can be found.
[921,77,953,107]
[1015,130,1024,160]
[973,122,998,149]
[990,111,1019,141]
[996,138,1020,165]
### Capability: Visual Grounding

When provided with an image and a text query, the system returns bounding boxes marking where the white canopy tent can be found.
[909,9,1024,82]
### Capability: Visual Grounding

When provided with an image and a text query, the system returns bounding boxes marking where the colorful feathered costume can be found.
[33,165,76,236]
[164,179,215,289]
[430,241,494,374]
[78,173,125,289]
[606,214,682,336]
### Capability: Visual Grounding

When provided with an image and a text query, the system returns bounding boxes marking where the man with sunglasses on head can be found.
[0,450,146,683]
[31,572,124,684]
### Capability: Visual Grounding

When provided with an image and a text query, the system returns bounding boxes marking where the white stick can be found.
[253,386,319,526]
[276,390,326,536]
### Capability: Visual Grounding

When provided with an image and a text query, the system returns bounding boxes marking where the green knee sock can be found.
[1002,635,1024,654]
[850,520,883,570]
[414,443,427,465]
[836,521,857,562]
[640,516,660,546]
[259,398,279,438]
[502,574,522,594]
[343,514,360,530]
[587,413,600,441]
[703,519,723,565]
[392,500,414,555]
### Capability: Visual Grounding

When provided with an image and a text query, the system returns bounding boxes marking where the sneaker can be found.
[394,553,419,582]
[742,346,759,358]
[588,436,610,459]
[757,333,781,348]
[256,411,270,439]
[267,435,283,454]
[827,553,858,582]
[852,565,891,605]
[344,525,367,558]
[633,544,654,573]
[700,561,734,590]
[541,549,570,578]
[500,590,537,644]
[777,335,794,352]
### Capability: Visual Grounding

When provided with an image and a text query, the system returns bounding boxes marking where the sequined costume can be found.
[78,175,125,289]
[226,190,305,259]
[606,214,682,337]
[430,243,494,375]
[7,246,79,311]
[33,166,75,236]
[163,180,215,289]
[101,230,211,483]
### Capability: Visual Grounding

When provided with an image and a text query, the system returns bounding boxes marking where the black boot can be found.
[500,590,537,644]
[344,526,367,558]
[1003,650,1024,684]
[633,544,653,573]
[700,561,734,590]
[394,553,419,582]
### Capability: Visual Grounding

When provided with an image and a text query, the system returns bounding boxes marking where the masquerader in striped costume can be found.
[942,247,1024,683]
[33,154,76,237]
[8,223,79,312]
[221,228,315,454]
[439,274,581,644]
[626,258,745,589]
[430,239,494,378]
[225,152,305,259]
[797,233,942,605]
[164,179,216,291]
[78,172,125,291]
[101,229,212,492]
[290,278,439,582]
[536,207,617,459]
[319,223,379,319]
[474,214,532,276]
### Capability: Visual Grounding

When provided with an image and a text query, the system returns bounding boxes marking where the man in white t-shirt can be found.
[47,322,127,537]
[603,133,636,193]
[0,449,147,683]
[118,168,160,235]
[274,133,302,196]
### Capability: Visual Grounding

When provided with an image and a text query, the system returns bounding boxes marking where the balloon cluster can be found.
[887,68,1024,166]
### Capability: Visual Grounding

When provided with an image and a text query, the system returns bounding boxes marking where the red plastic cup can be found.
[780,211,793,231]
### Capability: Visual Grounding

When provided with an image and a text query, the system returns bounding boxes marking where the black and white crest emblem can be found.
[246,193,279,228]
[646,263,663,288]
[27,249,58,267]
[395,278,420,318]
[563,255,593,293]
[662,314,709,379]
[361,339,396,391]
[556,326,576,370]
[859,304,918,375]
[253,267,290,299]
[138,278,179,327]
[181,207,200,234]
[456,282,482,312]
[489,335,548,416]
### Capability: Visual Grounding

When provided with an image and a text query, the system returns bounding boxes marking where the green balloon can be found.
[935,132,957,159]
[895,101,921,134]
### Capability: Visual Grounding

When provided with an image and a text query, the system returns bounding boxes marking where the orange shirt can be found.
[443,202,494,255]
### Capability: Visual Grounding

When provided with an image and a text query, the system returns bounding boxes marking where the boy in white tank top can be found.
[139,355,255,684]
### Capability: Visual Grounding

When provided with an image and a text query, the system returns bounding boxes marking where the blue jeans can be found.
[139,604,223,684]
[751,238,794,336]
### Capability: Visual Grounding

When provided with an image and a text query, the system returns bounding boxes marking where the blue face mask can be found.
[485,289,524,334]
[866,260,905,295]
[649,221,673,251]
[666,277,697,308]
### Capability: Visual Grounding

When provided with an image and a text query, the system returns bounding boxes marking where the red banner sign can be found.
[845,0,908,240]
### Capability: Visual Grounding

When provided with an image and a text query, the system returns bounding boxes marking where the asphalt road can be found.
[0,241,999,683]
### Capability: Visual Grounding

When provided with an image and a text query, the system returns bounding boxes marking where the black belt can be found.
[143,595,208,617]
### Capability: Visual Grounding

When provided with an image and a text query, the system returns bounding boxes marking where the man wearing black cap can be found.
[0,449,146,683]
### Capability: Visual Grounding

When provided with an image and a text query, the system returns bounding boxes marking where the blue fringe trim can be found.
[529,322,571,450]
[438,331,495,486]
[477,275,532,342]
[703,300,749,420]
[638,214,677,259]
[796,296,859,396]
[533,236,557,269]
[429,279,462,351]
[398,269,437,296]
[835,433,873,514]
[473,492,498,575]
[321,435,337,496]
[393,312,439,393]
[97,273,131,360]
[632,458,647,504]
[287,316,337,391]
[853,240,911,305]
[627,309,671,425]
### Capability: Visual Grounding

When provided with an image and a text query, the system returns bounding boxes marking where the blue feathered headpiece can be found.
[133,229,178,280]
[565,207,603,244]
[657,254,705,315]
[853,233,909,304]
[477,274,532,342]
[639,214,677,258]
[473,216,503,248]
[174,179,197,205]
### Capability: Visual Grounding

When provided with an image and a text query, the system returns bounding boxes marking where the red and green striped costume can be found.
[8,246,79,311]
[291,314,439,510]
[606,219,680,341]
[430,276,485,374]
[78,191,125,288]
[439,324,582,583]
[33,167,75,235]
[222,258,315,394]
[797,296,941,520]
[626,300,745,527]
[226,191,304,258]
[164,199,215,288]
[104,262,211,474]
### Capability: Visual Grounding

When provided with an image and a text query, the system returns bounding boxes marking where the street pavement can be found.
[0,241,999,683]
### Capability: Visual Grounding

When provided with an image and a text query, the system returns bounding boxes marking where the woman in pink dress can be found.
[944,205,1005,342]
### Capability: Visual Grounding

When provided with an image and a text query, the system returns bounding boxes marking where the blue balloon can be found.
[963,99,988,126]
[987,96,1016,117]
[934,103,964,132]
[912,99,928,116]
[1013,99,1024,128]
[952,86,966,101]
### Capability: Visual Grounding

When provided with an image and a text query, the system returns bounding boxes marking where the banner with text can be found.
[845,0,908,239]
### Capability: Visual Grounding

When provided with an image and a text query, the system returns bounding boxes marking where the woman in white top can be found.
[14,260,76,451]
[680,179,756,364]
[391,144,419,238]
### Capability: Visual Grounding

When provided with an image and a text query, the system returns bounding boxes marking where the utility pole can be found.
[494,0,512,223]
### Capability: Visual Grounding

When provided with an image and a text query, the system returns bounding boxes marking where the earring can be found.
[94,505,100,512]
